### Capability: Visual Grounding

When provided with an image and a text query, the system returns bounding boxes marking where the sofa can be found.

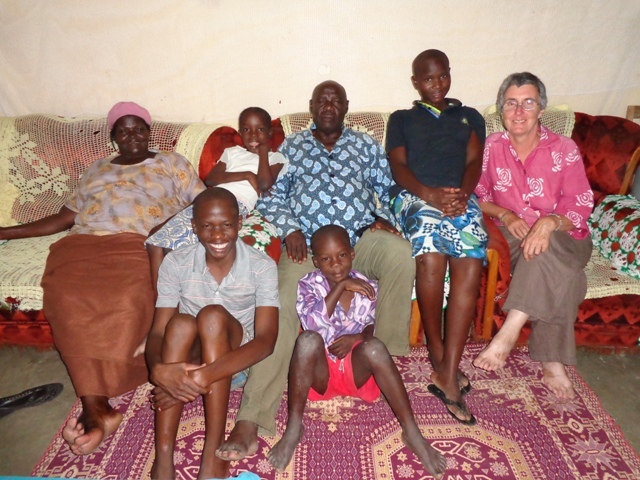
[1,109,639,348]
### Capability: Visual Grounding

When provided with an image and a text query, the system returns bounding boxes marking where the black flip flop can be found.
[0,383,64,418]
[428,383,476,426]
[458,373,472,396]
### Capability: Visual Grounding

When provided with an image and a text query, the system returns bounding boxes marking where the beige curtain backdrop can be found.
[1,0,639,123]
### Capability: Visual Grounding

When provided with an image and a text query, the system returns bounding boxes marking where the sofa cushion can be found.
[0,115,217,224]
[197,120,285,182]
[572,113,640,204]
[280,112,390,145]
[0,232,69,311]
[590,194,640,280]
[483,104,575,137]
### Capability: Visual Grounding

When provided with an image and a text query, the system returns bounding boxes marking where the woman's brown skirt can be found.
[501,227,592,365]
[41,233,154,398]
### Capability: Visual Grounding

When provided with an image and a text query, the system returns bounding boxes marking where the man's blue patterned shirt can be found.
[257,126,395,246]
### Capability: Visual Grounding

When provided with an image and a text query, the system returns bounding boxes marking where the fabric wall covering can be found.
[1,0,639,123]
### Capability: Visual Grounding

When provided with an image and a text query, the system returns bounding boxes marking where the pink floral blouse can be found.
[475,126,593,239]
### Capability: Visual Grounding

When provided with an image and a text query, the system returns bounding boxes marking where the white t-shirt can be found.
[219,145,288,210]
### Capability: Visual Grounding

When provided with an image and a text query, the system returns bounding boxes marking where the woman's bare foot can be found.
[62,396,123,455]
[401,429,446,480]
[267,424,304,472]
[542,362,575,402]
[473,338,514,371]
[474,309,529,372]
[215,420,259,461]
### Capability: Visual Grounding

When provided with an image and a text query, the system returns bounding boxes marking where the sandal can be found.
[428,383,476,426]
[458,373,472,396]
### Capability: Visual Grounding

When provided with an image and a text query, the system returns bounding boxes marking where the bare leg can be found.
[62,395,123,455]
[268,331,328,473]
[151,314,198,480]
[473,308,529,371]
[195,305,244,480]
[430,257,482,423]
[415,254,447,365]
[542,362,576,401]
[352,338,446,479]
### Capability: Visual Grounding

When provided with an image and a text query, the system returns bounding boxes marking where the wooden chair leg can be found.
[481,248,500,340]
[409,299,424,347]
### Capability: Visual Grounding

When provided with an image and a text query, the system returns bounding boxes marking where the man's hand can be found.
[369,217,401,236]
[521,216,557,260]
[285,230,309,264]
[328,334,361,359]
[149,362,209,404]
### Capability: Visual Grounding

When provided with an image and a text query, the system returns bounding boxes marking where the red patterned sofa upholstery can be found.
[476,112,640,347]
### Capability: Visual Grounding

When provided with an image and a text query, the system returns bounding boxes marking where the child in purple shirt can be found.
[267,225,446,480]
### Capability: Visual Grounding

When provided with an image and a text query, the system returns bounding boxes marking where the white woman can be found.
[473,73,593,401]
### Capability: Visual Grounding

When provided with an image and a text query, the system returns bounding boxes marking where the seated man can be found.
[216,80,415,460]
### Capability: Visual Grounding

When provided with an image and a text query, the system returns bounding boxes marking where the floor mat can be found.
[33,344,640,479]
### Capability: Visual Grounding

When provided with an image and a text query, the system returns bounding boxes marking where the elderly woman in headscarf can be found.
[0,102,205,453]
[472,73,593,401]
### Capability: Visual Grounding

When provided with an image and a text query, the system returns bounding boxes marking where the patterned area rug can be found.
[33,344,640,479]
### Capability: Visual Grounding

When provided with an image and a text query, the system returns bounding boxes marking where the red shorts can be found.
[308,342,381,403]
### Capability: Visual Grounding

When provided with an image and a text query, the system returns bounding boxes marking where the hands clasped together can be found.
[502,212,560,260]
[149,362,210,411]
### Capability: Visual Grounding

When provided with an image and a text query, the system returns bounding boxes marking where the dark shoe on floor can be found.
[428,383,476,426]
[0,383,64,418]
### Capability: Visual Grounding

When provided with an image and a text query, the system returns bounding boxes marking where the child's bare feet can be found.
[542,362,575,402]
[215,420,259,461]
[267,425,304,472]
[401,430,446,480]
[62,399,123,455]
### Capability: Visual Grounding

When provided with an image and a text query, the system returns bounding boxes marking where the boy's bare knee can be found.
[295,331,324,357]
[166,314,197,336]
[196,304,231,331]
[358,337,389,362]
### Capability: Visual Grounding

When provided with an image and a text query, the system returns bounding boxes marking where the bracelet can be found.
[548,213,562,231]
[498,210,512,222]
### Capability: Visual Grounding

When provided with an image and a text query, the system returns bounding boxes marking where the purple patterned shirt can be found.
[297,269,377,358]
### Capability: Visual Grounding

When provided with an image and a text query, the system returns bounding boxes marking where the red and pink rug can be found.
[33,344,640,479]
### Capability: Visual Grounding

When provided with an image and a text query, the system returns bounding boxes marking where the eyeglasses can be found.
[502,98,540,112]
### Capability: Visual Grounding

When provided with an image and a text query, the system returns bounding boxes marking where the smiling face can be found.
[111,115,150,158]
[411,54,451,110]
[238,110,272,154]
[191,191,241,262]
[309,81,349,135]
[501,84,544,139]
[311,227,355,287]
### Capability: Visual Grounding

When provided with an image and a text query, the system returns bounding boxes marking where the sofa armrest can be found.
[620,146,640,196]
